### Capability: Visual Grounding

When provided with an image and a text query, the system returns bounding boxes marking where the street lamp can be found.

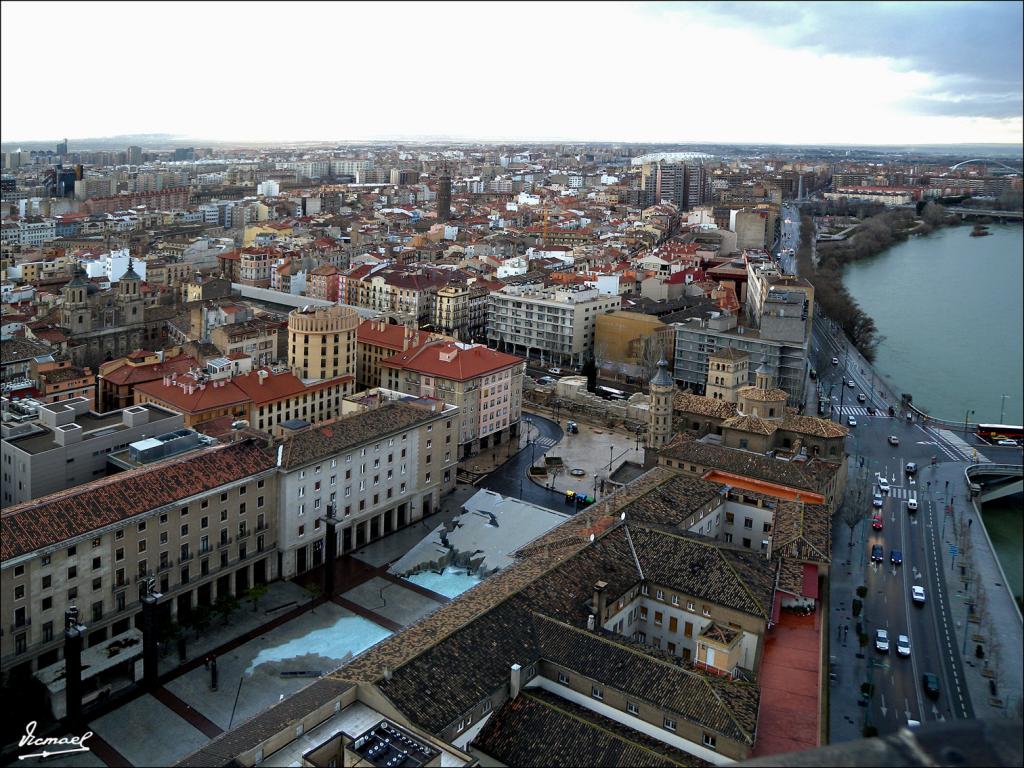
[963,408,975,435]
[608,445,614,473]
[1000,394,1010,424]
[593,473,599,501]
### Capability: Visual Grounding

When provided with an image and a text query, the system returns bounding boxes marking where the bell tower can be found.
[117,258,145,322]
[648,359,675,450]
[61,266,92,331]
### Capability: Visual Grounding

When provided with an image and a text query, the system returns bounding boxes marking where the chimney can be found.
[587,614,596,631]
[510,663,522,700]
[592,580,608,623]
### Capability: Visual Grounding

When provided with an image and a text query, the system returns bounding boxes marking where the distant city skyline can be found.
[2,1,1022,146]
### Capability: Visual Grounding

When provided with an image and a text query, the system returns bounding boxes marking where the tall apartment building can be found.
[487,283,620,367]
[275,398,458,578]
[0,438,278,674]
[433,281,489,342]
[642,160,708,210]
[671,310,808,407]
[287,305,358,381]
[1,397,184,508]
[381,340,524,458]
[126,145,142,165]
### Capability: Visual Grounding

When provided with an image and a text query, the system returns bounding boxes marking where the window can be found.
[180,524,188,537]
[686,601,694,612]
[656,589,664,601]
[298,525,305,537]
[159,532,168,545]
[591,686,603,701]
[664,718,677,732]
[763,521,772,533]
[160,513,168,525]
[68,566,77,579]
[482,699,492,714]
[654,611,663,627]
[42,555,51,566]
[557,672,570,685]
[92,577,101,590]
[641,585,649,596]
[702,733,717,750]
[627,702,639,715]
[14,585,25,600]
[744,517,753,529]
[671,595,679,606]
[67,587,78,600]
[703,607,712,617]
[684,621,693,638]
[42,574,52,589]
[67,545,77,556]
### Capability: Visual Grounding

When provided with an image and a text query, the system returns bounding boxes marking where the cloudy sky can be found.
[2,0,1021,145]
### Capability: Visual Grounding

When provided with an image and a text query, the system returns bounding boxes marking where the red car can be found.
[871,514,884,530]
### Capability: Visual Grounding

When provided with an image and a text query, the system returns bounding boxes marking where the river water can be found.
[842,222,1023,599]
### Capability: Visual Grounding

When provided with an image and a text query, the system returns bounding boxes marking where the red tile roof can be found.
[1,440,275,561]
[100,354,199,387]
[356,320,434,352]
[383,340,522,381]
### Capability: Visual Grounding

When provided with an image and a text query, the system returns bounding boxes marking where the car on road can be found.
[907,497,918,512]
[996,439,1019,446]
[848,416,857,427]
[877,477,890,493]
[912,585,926,604]
[905,462,918,475]
[897,634,911,657]
[871,544,884,562]
[547,367,564,375]
[565,420,579,434]
[922,672,940,699]
[873,493,885,508]
[857,393,866,403]
[891,549,902,565]
[875,629,889,653]
[888,435,900,446]
[871,514,884,530]
[847,379,855,388]
[809,368,817,380]
[832,357,839,365]
[866,406,876,415]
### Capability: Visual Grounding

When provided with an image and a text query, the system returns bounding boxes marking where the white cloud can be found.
[1,1,1020,144]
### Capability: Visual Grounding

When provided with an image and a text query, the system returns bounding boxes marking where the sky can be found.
[1,0,1021,146]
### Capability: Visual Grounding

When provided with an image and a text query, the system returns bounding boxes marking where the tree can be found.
[922,201,946,227]
[246,583,269,612]
[213,593,239,627]
[581,355,597,393]
[305,582,323,613]
[639,332,670,387]
[191,604,212,639]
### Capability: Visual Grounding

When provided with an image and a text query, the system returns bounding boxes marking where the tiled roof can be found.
[383,341,523,382]
[721,414,779,436]
[629,527,774,620]
[672,392,737,420]
[356,320,434,352]
[472,688,708,767]
[278,401,444,470]
[134,375,250,414]
[737,386,788,403]
[0,338,51,364]
[658,433,835,496]
[781,413,848,439]
[535,615,759,745]
[770,500,831,565]
[99,354,198,386]
[1,440,275,561]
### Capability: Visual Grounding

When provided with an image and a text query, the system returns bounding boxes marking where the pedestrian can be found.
[968,518,973,528]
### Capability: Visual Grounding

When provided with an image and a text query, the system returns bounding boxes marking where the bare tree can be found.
[639,332,670,386]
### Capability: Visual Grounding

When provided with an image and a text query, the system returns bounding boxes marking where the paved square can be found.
[89,694,208,767]
[340,576,442,626]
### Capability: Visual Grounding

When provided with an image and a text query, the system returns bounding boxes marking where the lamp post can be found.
[1000,394,1009,424]
[608,445,614,473]
[593,473,599,501]
[963,408,974,436]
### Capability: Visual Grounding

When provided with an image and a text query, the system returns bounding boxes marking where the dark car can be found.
[871,544,884,562]
[923,673,940,699]
[866,406,876,415]
[891,549,902,565]
[905,462,918,475]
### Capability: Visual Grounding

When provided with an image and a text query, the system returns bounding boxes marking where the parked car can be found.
[923,672,940,699]
[565,420,579,434]
[905,462,918,475]
[875,629,889,653]
[912,585,926,603]
[873,493,885,508]
[891,549,902,565]
[848,380,856,388]
[809,368,817,380]
[547,367,563,375]
[871,544,884,562]
[897,635,911,657]
[832,357,839,365]
[872,514,884,530]
[888,435,900,446]
[907,497,918,512]
[857,393,867,403]
[877,477,890,493]
[848,416,858,427]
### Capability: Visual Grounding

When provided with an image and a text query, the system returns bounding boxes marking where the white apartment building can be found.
[487,283,621,367]
[275,398,458,578]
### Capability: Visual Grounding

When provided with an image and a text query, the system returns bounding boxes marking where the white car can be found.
[912,586,926,604]
[847,380,856,388]
[848,416,857,427]
[877,477,890,493]
[875,628,889,653]
[897,634,911,657]
[907,497,918,511]
[873,493,885,508]
[832,357,839,365]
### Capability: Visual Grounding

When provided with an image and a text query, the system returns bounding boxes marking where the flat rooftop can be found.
[4,403,180,455]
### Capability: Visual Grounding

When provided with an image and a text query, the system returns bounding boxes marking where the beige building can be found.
[275,398,458,578]
[381,340,525,458]
[355,320,440,391]
[0,438,278,677]
[287,305,358,381]
[594,310,674,375]
[432,281,488,342]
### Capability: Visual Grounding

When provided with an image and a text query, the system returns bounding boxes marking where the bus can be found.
[597,385,627,401]
[975,424,1024,443]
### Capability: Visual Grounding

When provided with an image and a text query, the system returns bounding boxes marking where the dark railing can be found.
[218,536,233,549]
[11,618,31,632]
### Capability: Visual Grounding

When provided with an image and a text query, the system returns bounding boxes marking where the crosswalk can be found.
[887,487,915,500]
[532,437,558,449]
[835,405,889,417]
[935,429,991,464]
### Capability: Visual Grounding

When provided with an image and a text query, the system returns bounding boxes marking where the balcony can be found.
[199,544,212,555]
[10,618,31,632]
[217,537,233,550]
[179,552,194,563]
[255,523,270,533]
[237,530,251,542]
[111,581,129,594]
[157,559,174,573]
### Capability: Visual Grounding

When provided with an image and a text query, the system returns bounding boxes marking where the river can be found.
[842,221,1023,600]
